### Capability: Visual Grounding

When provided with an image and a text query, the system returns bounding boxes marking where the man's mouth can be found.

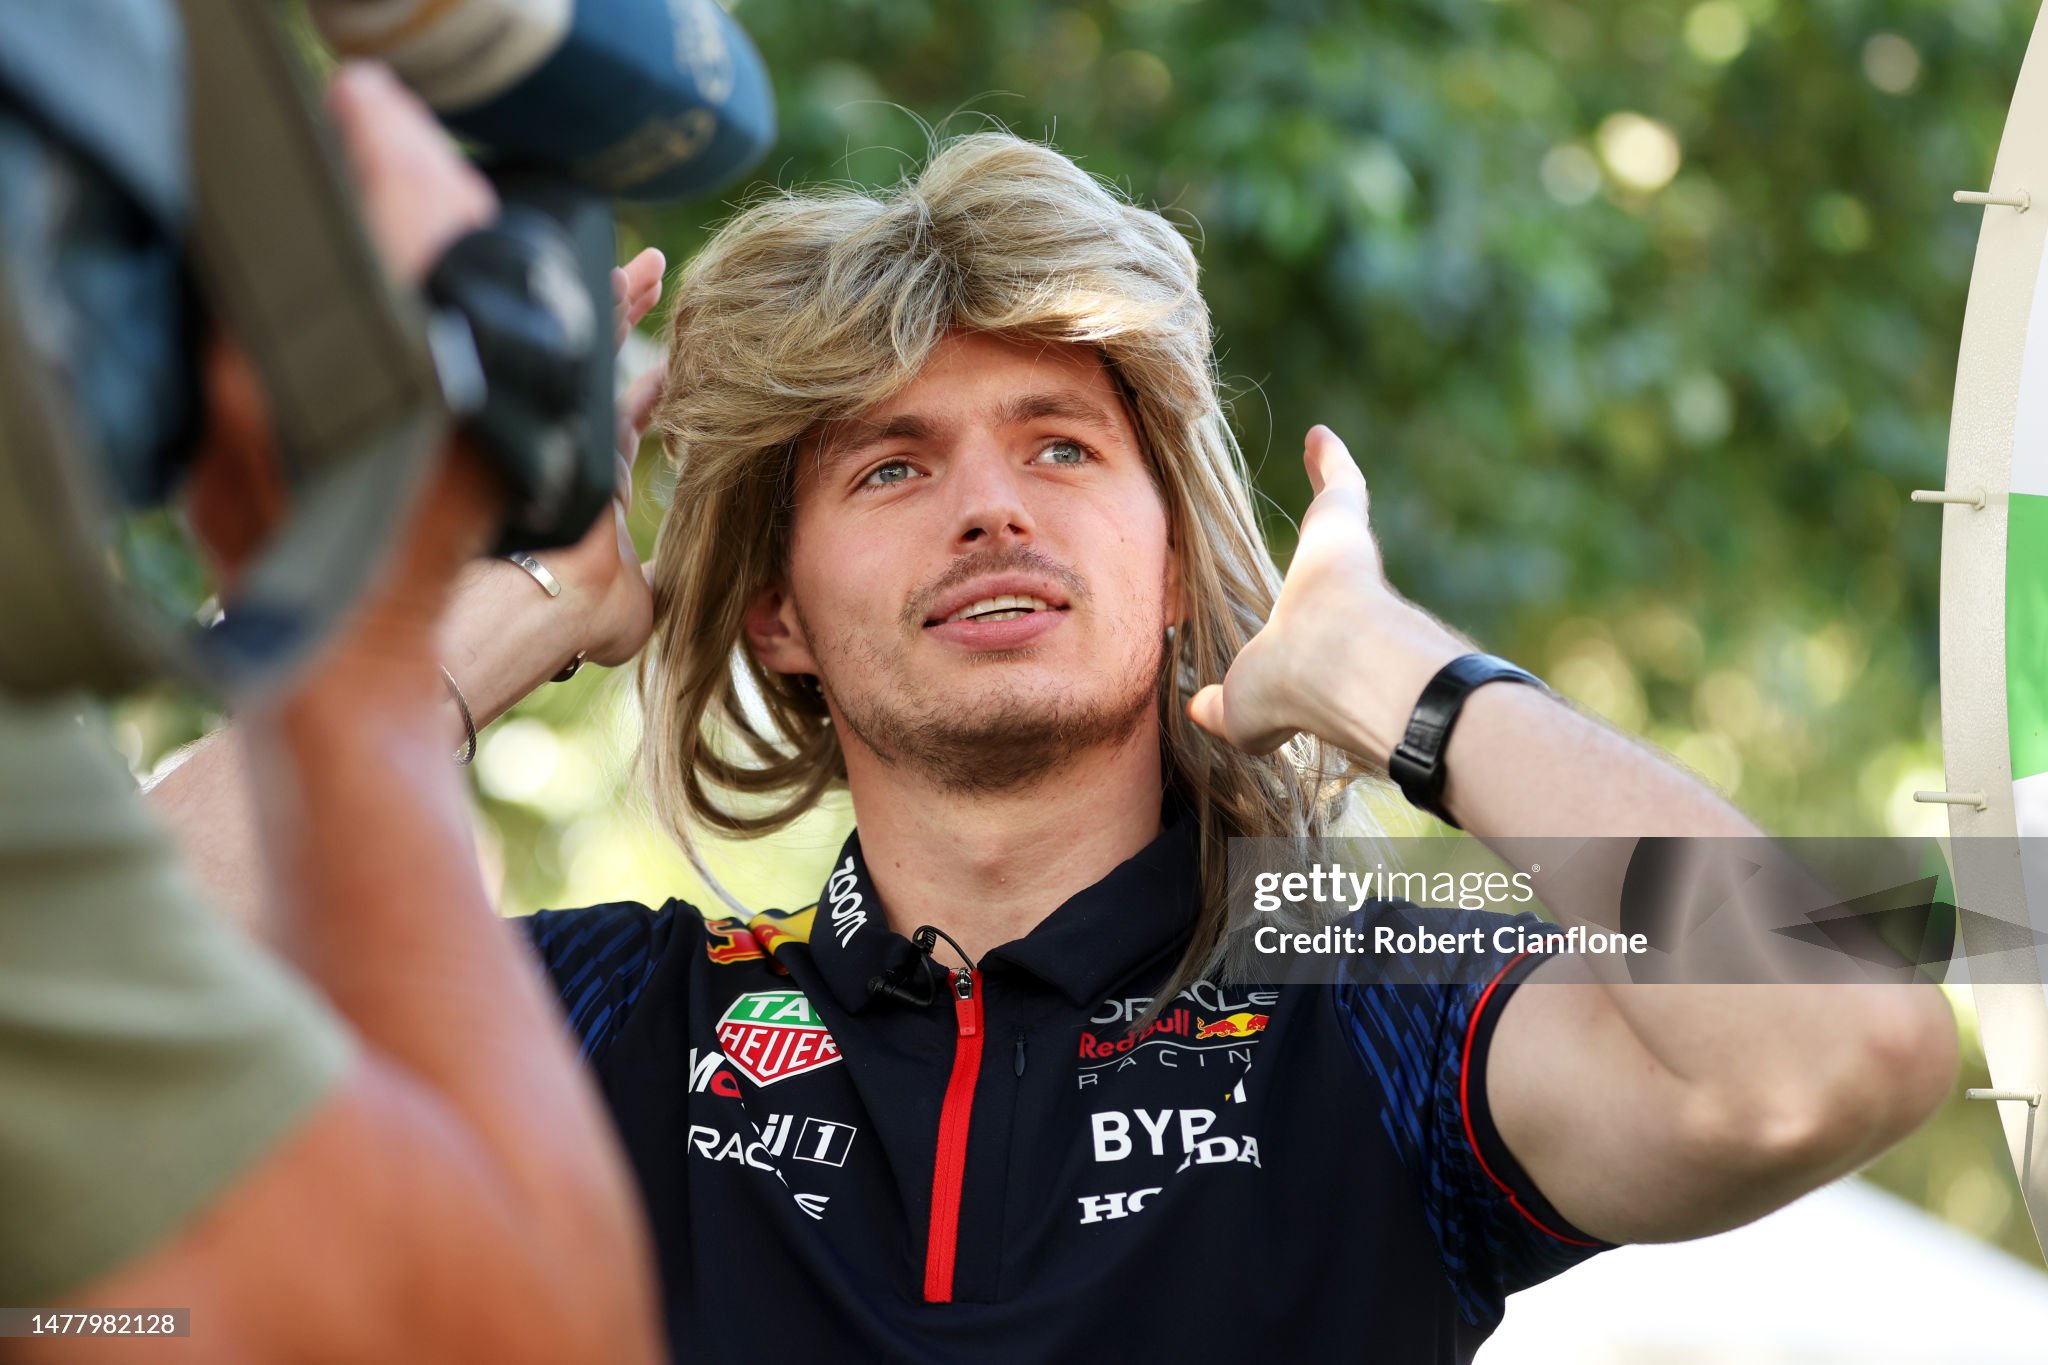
[936,595,1066,626]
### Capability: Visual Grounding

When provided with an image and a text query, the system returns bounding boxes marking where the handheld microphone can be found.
[307,0,775,202]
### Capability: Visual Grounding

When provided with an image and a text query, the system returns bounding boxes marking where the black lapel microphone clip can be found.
[865,925,976,1007]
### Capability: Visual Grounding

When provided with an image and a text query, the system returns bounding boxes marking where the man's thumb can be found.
[1187,684,1227,738]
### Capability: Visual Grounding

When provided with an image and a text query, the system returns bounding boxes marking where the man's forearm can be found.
[1337,609,1955,1155]
[1319,598,1758,841]
[141,552,654,1234]
[1440,682,1760,840]
[1446,683,1951,1140]
[440,555,599,725]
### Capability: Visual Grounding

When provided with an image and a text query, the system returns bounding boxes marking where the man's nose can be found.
[947,446,1036,547]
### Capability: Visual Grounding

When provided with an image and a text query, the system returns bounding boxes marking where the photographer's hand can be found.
[330,60,497,290]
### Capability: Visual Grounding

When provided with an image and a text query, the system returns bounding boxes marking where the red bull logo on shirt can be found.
[1074,994,1279,1096]
[1193,1012,1269,1040]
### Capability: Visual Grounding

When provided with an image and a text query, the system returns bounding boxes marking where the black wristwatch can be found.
[1386,653,1548,829]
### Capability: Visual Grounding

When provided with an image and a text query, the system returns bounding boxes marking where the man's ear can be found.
[744,581,820,677]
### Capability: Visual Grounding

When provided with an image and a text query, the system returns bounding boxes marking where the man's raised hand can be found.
[1186,425,1464,764]
[550,245,665,667]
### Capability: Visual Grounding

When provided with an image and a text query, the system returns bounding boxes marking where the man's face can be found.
[748,330,1180,793]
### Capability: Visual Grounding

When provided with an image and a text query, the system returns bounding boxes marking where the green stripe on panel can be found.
[2009,492,2048,780]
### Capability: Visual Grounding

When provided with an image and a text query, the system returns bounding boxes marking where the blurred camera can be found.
[0,0,771,700]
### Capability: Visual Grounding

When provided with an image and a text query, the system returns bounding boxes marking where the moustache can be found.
[901,546,1089,629]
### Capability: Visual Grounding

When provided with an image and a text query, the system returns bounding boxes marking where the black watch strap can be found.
[1387,653,1547,829]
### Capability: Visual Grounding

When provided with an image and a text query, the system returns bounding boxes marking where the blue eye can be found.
[863,459,917,488]
[1034,439,1093,466]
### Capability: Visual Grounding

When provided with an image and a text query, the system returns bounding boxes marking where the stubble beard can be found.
[801,607,1167,796]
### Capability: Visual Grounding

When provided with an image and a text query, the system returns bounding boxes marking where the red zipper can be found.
[922,966,983,1303]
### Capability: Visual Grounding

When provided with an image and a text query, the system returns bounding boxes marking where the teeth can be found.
[945,594,1053,624]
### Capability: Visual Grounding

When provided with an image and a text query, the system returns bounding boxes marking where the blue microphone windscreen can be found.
[440,0,775,203]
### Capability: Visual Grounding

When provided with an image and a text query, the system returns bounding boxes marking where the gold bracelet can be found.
[440,666,477,765]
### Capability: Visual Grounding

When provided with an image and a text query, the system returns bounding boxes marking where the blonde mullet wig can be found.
[638,130,1378,1008]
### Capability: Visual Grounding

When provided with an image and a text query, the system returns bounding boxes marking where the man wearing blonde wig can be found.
[162,132,1957,1361]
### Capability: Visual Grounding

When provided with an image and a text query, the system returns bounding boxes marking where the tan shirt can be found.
[0,695,351,1303]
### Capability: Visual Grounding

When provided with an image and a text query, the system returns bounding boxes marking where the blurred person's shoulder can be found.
[0,693,354,1305]
[0,691,162,852]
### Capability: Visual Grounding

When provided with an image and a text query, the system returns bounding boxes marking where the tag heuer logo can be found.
[715,990,842,1086]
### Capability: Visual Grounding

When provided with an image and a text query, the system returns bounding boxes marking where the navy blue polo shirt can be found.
[519,803,1611,1362]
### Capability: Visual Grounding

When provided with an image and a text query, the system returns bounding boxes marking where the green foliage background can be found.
[119,0,2046,1267]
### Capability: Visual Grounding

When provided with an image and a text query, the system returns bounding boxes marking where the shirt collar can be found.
[806,793,1202,1014]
